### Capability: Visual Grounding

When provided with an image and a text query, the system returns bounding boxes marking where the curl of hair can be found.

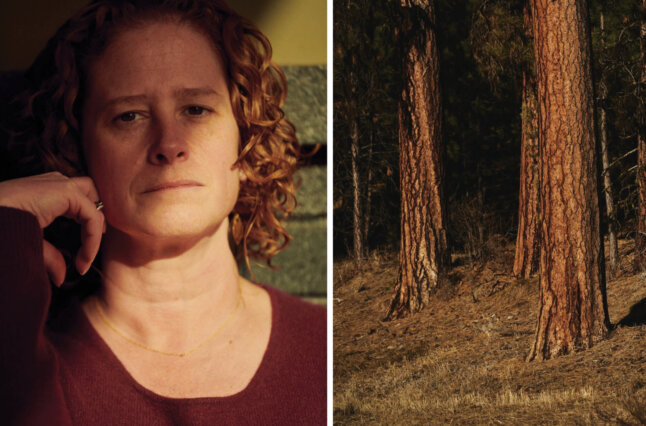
[7,0,299,268]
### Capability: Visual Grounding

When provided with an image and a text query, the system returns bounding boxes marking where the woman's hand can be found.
[0,172,105,286]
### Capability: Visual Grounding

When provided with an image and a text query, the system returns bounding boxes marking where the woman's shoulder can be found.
[257,283,326,403]
[262,284,325,326]
[257,283,326,352]
[262,283,325,313]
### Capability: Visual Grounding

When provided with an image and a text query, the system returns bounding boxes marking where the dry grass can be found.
[334,239,646,425]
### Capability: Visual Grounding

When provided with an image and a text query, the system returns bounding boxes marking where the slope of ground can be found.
[333,239,646,424]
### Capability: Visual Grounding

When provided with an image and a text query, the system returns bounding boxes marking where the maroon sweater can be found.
[0,207,326,425]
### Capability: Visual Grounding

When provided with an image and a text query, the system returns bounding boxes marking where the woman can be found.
[0,0,326,424]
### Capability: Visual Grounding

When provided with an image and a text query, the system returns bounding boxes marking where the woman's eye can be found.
[186,106,209,116]
[116,112,138,122]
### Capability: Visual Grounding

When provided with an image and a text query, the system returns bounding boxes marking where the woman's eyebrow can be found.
[103,94,149,109]
[173,87,222,99]
[99,87,223,111]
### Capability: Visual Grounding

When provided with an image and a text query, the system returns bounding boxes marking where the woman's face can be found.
[82,20,241,242]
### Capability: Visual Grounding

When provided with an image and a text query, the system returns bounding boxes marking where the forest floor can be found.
[333,238,646,425]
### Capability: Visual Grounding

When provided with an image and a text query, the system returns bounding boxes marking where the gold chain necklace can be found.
[94,285,242,358]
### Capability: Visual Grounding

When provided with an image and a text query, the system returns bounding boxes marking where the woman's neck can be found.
[91,222,242,354]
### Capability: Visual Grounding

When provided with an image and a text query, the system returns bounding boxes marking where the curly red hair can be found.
[8,0,299,267]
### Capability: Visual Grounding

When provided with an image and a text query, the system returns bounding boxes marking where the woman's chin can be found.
[111,210,225,242]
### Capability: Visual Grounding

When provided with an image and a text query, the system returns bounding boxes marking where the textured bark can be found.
[600,84,618,277]
[638,134,646,270]
[387,0,449,319]
[350,64,363,267]
[636,4,646,271]
[364,118,373,244]
[513,67,540,279]
[527,0,609,361]
[599,13,619,278]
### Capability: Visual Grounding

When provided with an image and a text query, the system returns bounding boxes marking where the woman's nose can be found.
[148,119,189,165]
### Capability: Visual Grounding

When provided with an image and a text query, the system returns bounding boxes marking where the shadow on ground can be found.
[619,297,646,327]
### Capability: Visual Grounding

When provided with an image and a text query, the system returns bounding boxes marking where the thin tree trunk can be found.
[638,136,646,270]
[387,0,449,319]
[636,1,646,271]
[513,66,540,279]
[363,6,376,248]
[600,83,619,276]
[514,4,540,279]
[599,12,619,278]
[350,64,363,267]
[364,115,373,245]
[527,0,609,361]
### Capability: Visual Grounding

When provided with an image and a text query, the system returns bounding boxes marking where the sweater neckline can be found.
[77,282,279,404]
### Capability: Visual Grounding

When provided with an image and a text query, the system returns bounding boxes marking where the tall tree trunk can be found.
[636,0,646,271]
[599,12,619,278]
[527,0,609,361]
[638,134,646,271]
[514,4,540,279]
[600,81,619,277]
[364,115,374,245]
[513,4,540,278]
[350,62,363,268]
[387,0,449,319]
[363,6,376,248]
[513,67,540,278]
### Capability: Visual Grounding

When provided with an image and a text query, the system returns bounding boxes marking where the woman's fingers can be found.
[72,201,104,276]
[42,240,66,287]
[77,211,105,275]
[0,173,105,280]
[66,177,104,275]
[69,176,101,205]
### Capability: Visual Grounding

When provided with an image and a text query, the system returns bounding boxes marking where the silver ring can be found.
[95,201,104,211]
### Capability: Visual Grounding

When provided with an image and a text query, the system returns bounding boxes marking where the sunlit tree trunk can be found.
[513,18,540,279]
[387,0,449,319]
[599,12,619,278]
[349,57,364,268]
[527,0,609,361]
[636,0,646,271]
[514,4,540,279]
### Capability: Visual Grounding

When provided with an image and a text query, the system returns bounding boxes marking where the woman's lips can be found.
[143,180,203,193]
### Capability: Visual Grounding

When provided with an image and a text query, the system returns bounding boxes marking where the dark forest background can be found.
[333,0,644,262]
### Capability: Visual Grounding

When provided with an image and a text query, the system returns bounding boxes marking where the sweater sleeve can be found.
[0,207,70,425]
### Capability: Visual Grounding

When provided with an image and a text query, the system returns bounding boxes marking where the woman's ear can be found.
[238,168,247,182]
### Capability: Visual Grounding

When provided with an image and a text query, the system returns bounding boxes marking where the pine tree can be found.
[387,0,449,319]
[527,0,610,361]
